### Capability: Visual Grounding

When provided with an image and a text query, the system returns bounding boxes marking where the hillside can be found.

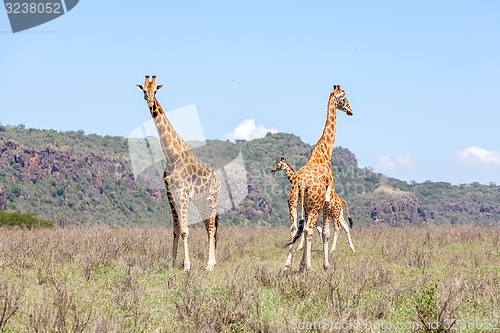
[0,124,498,227]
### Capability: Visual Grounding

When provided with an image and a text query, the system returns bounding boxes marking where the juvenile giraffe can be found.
[136,76,221,271]
[271,157,356,253]
[286,85,353,270]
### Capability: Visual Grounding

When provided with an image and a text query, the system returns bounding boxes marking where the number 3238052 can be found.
[5,2,62,14]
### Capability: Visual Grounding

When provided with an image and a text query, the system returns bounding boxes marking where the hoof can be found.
[206,263,215,271]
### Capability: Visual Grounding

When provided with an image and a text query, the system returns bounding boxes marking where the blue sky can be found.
[1,1,499,185]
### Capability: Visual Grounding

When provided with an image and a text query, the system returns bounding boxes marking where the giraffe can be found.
[271,157,356,253]
[285,85,353,270]
[136,75,221,271]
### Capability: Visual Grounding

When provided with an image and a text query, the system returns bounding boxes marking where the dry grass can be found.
[0,225,498,332]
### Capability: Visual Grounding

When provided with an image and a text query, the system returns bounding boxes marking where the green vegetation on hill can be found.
[0,124,498,226]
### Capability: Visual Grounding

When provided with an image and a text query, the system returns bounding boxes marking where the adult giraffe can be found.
[286,85,353,270]
[136,76,221,271]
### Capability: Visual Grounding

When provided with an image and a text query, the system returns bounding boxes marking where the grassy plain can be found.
[0,225,498,332]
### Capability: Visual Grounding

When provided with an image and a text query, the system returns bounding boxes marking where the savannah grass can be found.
[0,225,498,332]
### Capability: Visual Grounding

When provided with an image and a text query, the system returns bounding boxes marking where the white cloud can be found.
[376,155,396,172]
[456,146,500,169]
[396,154,416,168]
[376,154,416,172]
[225,119,278,141]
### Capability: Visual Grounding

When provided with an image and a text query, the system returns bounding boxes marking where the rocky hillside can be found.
[0,125,498,227]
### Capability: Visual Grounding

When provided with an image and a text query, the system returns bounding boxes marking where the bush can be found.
[0,212,53,229]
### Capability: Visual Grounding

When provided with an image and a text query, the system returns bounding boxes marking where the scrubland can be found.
[0,226,498,332]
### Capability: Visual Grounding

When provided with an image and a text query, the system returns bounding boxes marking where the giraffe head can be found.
[136,75,163,109]
[332,84,353,116]
[270,157,287,172]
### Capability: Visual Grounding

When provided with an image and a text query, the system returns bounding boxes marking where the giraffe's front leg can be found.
[322,206,331,270]
[285,186,299,269]
[165,185,180,268]
[176,197,191,271]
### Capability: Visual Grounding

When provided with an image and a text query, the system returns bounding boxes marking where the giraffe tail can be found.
[284,218,305,247]
[214,215,219,249]
[341,198,353,228]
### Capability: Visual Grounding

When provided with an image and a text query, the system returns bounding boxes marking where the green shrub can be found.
[0,211,53,229]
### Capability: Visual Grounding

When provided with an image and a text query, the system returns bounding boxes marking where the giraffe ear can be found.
[136,85,144,91]
[156,85,163,91]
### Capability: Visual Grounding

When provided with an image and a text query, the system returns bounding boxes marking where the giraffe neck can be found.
[307,94,337,165]
[282,162,296,182]
[151,98,191,168]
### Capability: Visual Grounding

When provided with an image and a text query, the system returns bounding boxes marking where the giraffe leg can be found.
[176,197,191,271]
[298,212,318,251]
[165,185,180,268]
[199,176,220,271]
[340,213,356,253]
[322,205,331,269]
[297,210,308,251]
[285,185,299,269]
[205,214,217,271]
[300,212,319,271]
[329,211,341,254]
[297,233,305,251]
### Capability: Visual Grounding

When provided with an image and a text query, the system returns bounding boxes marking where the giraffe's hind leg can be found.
[176,198,191,271]
[300,211,320,271]
[329,214,341,254]
[339,213,356,253]
[297,212,323,251]
[195,175,220,271]
[297,233,305,251]
[297,210,310,251]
